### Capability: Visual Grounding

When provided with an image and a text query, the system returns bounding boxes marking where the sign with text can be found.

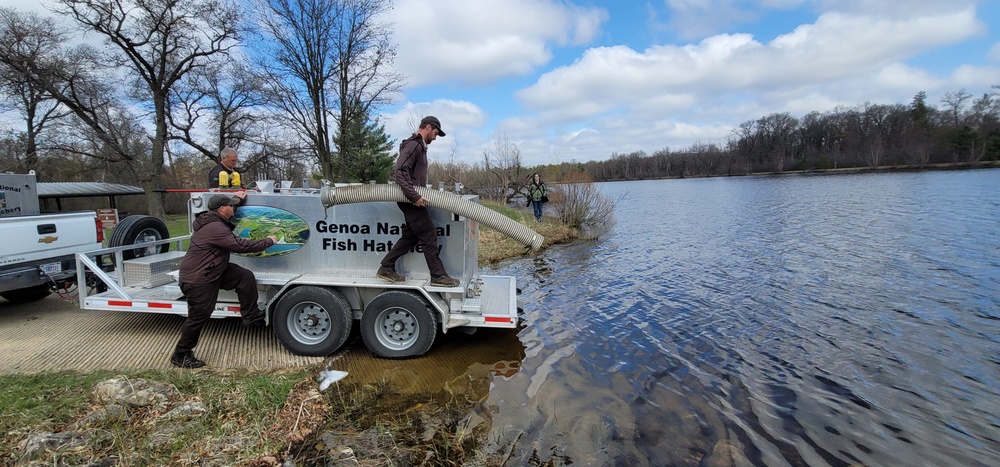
[97,209,119,230]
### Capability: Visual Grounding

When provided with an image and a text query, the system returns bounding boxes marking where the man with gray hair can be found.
[209,147,243,189]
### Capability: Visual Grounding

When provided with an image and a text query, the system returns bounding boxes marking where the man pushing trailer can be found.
[171,192,277,369]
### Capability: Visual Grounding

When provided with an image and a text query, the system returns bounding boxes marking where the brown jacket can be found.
[178,210,273,284]
[393,134,428,203]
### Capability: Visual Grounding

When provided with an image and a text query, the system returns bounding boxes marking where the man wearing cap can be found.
[376,116,460,287]
[170,191,278,368]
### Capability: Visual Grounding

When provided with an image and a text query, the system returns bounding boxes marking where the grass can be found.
[478,201,579,264]
[1,369,310,465]
[0,369,508,465]
[164,213,191,250]
[164,213,191,238]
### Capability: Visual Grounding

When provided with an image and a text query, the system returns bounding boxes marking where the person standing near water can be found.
[527,172,548,223]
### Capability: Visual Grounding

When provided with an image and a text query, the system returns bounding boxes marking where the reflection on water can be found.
[480,170,1000,466]
[327,327,526,403]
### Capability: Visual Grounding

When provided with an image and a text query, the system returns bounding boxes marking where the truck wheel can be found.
[272,286,352,356]
[109,215,170,260]
[361,290,437,358]
[0,284,52,303]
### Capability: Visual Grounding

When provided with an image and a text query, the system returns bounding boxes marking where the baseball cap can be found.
[420,116,446,136]
[208,194,240,210]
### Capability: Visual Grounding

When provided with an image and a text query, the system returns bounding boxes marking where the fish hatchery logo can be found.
[231,206,308,257]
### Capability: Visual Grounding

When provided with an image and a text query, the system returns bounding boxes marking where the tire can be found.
[272,286,353,356]
[361,290,437,359]
[109,215,170,260]
[0,284,52,303]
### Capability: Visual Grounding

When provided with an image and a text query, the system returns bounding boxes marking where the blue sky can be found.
[6,1,1000,168]
[382,0,1000,166]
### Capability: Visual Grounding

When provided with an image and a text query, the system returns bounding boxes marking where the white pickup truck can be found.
[0,172,104,303]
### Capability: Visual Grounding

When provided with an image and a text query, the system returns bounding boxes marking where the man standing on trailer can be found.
[376,116,460,287]
[170,192,277,369]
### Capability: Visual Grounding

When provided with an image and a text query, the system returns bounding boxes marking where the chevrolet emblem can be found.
[38,236,58,244]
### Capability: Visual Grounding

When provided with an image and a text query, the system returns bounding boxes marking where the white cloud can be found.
[381,99,489,151]
[948,64,1000,88]
[520,6,980,114]
[988,42,1000,63]
[387,0,608,87]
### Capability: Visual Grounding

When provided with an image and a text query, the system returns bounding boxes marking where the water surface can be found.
[481,169,1000,466]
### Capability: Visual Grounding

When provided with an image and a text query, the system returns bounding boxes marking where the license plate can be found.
[40,262,62,275]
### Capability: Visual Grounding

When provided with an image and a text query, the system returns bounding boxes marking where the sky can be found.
[381,0,1000,166]
[5,0,1000,167]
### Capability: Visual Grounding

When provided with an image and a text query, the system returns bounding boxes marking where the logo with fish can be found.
[231,206,309,257]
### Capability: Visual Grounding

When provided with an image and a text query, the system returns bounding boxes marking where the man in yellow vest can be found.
[209,147,243,189]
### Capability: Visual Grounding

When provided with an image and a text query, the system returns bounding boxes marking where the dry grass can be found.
[479,219,578,264]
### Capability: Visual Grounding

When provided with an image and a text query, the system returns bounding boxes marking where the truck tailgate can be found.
[0,212,99,266]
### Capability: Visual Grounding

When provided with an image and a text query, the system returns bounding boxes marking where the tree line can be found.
[552,89,1000,182]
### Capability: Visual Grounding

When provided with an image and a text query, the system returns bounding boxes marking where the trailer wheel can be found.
[272,286,352,356]
[361,290,437,359]
[0,284,52,303]
[109,215,170,260]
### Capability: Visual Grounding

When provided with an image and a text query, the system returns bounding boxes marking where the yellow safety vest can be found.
[218,171,242,188]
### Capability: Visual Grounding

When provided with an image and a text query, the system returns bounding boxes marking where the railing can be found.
[75,235,190,303]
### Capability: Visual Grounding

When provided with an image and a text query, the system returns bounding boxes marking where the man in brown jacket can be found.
[376,116,460,287]
[171,192,277,368]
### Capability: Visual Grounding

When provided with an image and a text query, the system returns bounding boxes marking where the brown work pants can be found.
[173,264,260,356]
[380,203,447,277]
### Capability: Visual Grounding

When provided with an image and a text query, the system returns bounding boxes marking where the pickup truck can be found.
[0,172,104,303]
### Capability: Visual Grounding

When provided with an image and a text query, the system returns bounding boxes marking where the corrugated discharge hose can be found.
[320,184,544,251]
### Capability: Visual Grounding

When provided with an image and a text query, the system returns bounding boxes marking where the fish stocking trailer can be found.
[76,185,542,358]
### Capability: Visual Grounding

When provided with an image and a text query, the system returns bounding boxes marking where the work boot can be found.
[241,309,266,327]
[377,266,405,282]
[170,351,205,369]
[430,275,460,287]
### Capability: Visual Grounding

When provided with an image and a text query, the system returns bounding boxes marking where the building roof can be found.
[37,182,145,198]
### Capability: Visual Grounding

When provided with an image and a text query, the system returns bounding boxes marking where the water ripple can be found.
[485,170,1000,466]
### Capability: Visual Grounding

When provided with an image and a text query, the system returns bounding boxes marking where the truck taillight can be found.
[95,218,104,243]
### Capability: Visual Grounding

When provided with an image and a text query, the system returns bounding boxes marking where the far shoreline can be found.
[593,160,1000,183]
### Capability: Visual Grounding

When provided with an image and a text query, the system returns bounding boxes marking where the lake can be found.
[480,169,1000,466]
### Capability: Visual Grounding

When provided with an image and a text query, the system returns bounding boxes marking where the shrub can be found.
[550,172,617,239]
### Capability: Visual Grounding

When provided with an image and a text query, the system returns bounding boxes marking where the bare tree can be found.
[940,90,972,127]
[37,0,243,217]
[481,133,524,202]
[332,0,401,181]
[0,8,71,174]
[168,59,264,166]
[252,0,400,182]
